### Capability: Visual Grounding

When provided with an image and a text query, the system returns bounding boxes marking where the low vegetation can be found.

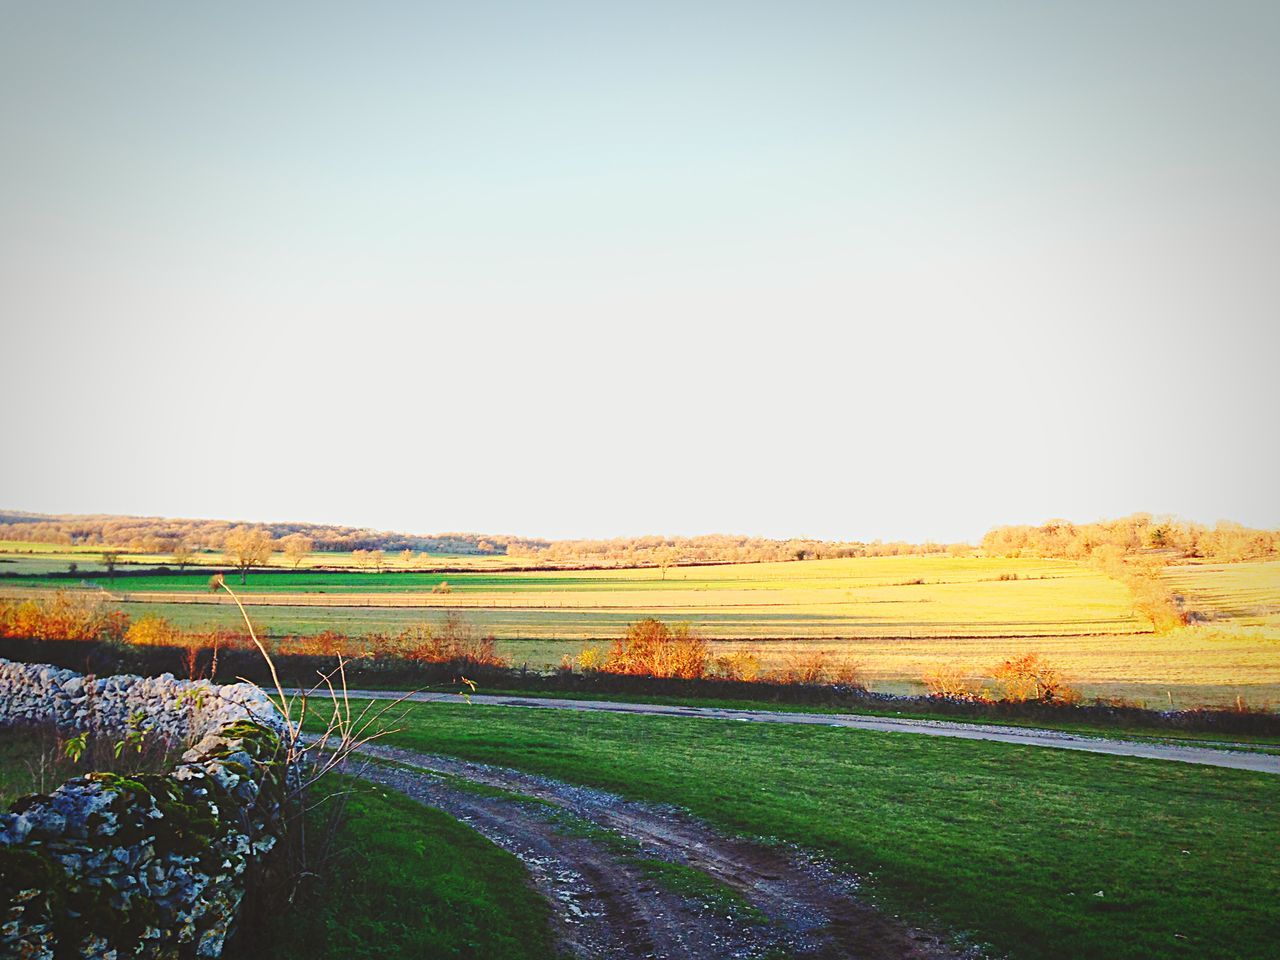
[318,700,1280,960]
[233,774,558,960]
[0,721,180,809]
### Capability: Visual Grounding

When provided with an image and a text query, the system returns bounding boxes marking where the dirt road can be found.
[345,742,976,960]
[317,690,1280,774]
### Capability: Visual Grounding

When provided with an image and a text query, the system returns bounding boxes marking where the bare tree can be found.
[222,526,275,585]
[400,548,414,566]
[281,534,315,570]
[654,546,677,581]
[172,543,194,570]
[370,548,386,573]
[101,550,121,580]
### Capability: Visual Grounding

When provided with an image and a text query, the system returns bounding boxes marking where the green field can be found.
[314,700,1280,960]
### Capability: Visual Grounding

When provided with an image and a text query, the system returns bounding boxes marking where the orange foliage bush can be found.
[0,593,130,643]
[991,652,1079,703]
[605,619,709,679]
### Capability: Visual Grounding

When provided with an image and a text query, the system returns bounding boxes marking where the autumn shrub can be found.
[714,650,762,682]
[764,650,864,687]
[575,646,606,671]
[281,630,353,658]
[605,619,708,679]
[922,663,985,701]
[396,614,506,668]
[0,593,130,643]
[991,652,1079,704]
[125,613,183,647]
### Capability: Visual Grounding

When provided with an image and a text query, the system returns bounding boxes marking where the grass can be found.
[0,728,54,808]
[320,699,1280,960]
[346,684,1280,747]
[0,725,178,808]
[236,774,557,960]
[628,858,764,920]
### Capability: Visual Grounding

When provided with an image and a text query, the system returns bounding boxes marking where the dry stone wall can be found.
[0,658,291,958]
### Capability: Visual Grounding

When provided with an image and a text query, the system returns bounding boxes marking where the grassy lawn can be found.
[236,774,557,960]
[345,684,1280,748]
[324,700,1280,960]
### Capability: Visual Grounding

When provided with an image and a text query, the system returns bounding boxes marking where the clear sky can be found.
[1,1,1276,543]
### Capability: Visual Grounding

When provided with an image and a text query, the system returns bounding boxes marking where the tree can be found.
[281,534,314,569]
[654,546,677,581]
[371,549,386,573]
[400,548,414,566]
[172,543,194,570]
[352,549,369,567]
[222,527,275,585]
[101,550,120,580]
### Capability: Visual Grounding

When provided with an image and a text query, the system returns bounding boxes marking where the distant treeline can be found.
[0,512,545,556]
[508,534,968,564]
[2,510,1275,567]
[0,511,964,564]
[982,514,1279,563]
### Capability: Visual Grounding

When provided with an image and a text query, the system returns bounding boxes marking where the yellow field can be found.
[4,550,1277,709]
[1163,560,1280,628]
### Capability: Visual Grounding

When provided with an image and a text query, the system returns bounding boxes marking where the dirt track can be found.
[317,690,1280,775]
[346,742,977,960]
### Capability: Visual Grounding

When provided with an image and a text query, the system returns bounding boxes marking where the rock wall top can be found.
[0,657,286,744]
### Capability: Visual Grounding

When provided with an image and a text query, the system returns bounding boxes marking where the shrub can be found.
[991,652,1079,704]
[125,613,182,647]
[922,663,984,701]
[605,619,708,679]
[576,646,606,671]
[769,650,862,687]
[714,650,762,682]
[0,593,130,643]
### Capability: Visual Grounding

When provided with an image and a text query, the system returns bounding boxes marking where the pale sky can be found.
[1,1,1277,543]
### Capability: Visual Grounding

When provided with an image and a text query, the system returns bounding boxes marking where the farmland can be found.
[3,550,1278,709]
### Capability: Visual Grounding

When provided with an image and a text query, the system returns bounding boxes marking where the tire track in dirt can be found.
[344,741,979,960]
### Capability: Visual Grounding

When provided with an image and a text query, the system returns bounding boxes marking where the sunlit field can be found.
[4,551,1277,709]
[6,556,1145,635]
[1163,560,1280,629]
